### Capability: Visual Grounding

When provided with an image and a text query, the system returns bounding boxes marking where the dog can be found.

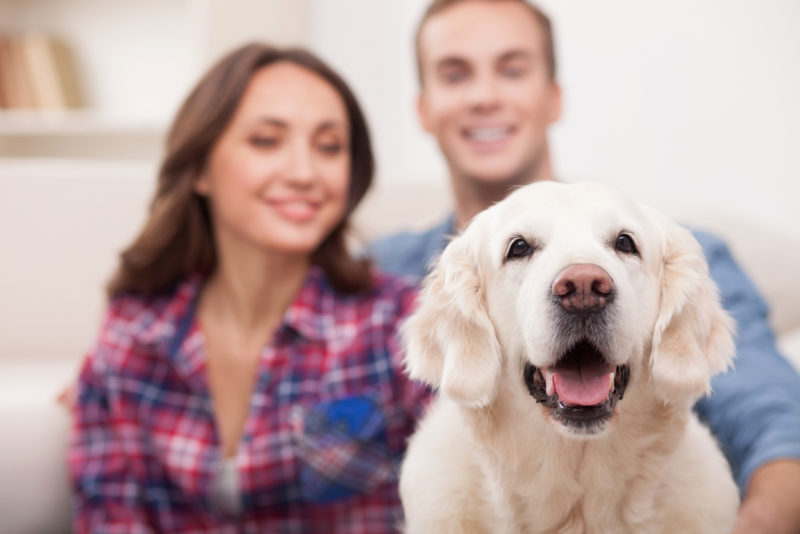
[399,181,739,534]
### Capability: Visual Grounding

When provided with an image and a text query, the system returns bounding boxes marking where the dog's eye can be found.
[507,237,534,260]
[615,233,639,255]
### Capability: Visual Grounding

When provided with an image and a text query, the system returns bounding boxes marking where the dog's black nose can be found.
[552,264,613,314]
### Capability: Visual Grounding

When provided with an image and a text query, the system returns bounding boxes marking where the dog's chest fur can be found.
[462,389,690,534]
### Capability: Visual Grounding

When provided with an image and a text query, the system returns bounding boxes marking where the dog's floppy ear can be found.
[402,232,502,408]
[650,214,735,403]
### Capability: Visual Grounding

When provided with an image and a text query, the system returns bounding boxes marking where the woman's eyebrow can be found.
[254,117,287,128]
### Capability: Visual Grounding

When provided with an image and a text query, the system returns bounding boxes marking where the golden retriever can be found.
[399,181,739,534]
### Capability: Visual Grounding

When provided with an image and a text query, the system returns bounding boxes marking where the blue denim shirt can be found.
[369,215,800,493]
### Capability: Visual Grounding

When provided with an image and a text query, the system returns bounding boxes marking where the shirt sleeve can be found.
[68,307,154,534]
[692,231,800,493]
[368,216,454,281]
[389,284,434,436]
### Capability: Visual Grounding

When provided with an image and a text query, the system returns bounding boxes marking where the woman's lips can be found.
[267,199,320,223]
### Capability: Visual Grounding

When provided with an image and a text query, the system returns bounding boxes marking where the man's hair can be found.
[414,0,557,85]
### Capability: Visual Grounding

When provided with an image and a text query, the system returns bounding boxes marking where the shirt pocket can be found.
[290,394,396,503]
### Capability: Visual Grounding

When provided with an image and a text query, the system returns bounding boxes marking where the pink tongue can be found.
[553,365,613,406]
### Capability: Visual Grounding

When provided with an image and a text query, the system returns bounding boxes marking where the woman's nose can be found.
[285,141,316,185]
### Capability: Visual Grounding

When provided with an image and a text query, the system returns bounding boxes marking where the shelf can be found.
[0,157,157,180]
[0,0,308,161]
[0,109,165,136]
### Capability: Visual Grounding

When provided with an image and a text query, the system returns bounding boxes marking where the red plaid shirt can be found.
[69,267,431,533]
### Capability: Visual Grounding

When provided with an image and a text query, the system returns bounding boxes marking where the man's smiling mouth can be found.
[463,126,514,144]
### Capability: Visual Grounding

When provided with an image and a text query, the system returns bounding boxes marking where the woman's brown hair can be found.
[107,43,375,297]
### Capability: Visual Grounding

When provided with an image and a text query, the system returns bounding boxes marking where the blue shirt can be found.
[369,215,800,493]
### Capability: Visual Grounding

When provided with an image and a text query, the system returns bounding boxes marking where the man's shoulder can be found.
[368,217,454,281]
[689,228,729,258]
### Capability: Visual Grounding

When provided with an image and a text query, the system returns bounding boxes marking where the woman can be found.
[69,43,430,532]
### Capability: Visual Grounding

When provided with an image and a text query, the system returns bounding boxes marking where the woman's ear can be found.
[193,172,211,196]
[401,232,503,408]
[649,216,735,403]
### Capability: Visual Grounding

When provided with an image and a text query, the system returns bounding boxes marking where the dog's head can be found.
[403,181,734,437]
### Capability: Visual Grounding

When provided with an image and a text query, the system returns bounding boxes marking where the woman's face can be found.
[196,61,351,258]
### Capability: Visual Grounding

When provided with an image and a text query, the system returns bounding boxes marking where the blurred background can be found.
[1,1,798,532]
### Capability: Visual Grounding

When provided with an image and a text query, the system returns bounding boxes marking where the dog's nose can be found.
[552,264,613,314]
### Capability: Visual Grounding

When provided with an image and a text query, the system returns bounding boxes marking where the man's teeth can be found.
[467,127,509,142]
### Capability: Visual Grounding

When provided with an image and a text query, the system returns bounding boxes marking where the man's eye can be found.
[502,67,525,78]
[506,237,534,260]
[615,233,639,255]
[442,70,467,84]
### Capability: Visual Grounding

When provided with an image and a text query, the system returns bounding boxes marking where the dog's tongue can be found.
[553,361,613,407]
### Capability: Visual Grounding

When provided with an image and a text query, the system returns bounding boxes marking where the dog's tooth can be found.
[609,372,615,392]
[545,369,555,396]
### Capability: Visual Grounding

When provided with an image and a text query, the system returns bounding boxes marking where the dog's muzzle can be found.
[523,264,630,434]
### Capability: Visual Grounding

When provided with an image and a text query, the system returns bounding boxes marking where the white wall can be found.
[307,0,447,191]
[307,0,800,239]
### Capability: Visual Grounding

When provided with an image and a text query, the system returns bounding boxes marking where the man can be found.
[369,1,800,532]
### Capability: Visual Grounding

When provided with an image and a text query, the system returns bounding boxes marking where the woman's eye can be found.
[249,136,278,148]
[615,233,639,255]
[318,143,344,155]
[507,237,533,260]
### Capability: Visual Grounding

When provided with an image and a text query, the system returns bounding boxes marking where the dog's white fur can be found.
[400,182,739,534]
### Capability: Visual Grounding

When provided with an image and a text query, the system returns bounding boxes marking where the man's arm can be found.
[692,231,800,533]
[733,459,800,534]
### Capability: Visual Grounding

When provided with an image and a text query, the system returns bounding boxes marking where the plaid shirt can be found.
[69,267,431,533]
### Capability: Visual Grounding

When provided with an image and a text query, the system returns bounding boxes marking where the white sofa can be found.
[1,159,799,533]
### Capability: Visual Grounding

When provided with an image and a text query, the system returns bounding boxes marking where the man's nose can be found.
[467,74,501,110]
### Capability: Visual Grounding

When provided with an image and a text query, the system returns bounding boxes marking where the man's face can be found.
[417,0,561,185]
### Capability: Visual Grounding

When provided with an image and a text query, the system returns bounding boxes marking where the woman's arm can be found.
[390,283,435,429]
[69,335,153,533]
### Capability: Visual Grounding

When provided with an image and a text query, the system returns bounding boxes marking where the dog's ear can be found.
[402,232,502,408]
[650,216,735,403]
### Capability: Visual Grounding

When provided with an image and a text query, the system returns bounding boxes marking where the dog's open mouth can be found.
[524,339,630,433]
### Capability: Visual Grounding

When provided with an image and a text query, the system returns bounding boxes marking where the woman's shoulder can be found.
[109,276,197,323]
[93,276,201,362]
[347,269,419,315]
[369,269,420,299]
[305,267,419,328]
